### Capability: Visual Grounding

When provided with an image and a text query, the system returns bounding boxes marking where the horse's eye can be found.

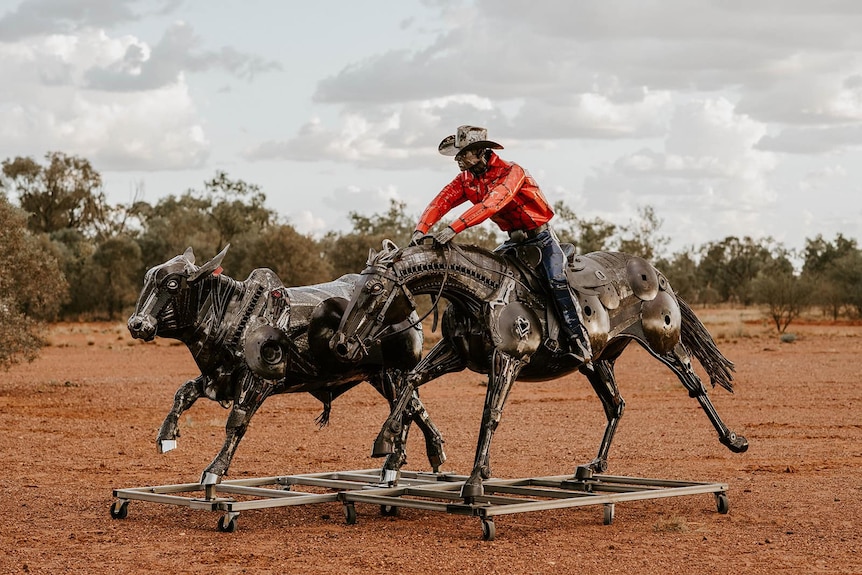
[165,278,180,292]
[368,282,384,294]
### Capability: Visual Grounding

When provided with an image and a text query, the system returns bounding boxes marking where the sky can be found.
[2,0,862,257]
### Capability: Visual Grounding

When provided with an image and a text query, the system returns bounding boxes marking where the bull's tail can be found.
[678,297,735,393]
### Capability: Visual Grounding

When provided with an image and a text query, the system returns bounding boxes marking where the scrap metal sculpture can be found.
[127,246,446,484]
[331,238,748,501]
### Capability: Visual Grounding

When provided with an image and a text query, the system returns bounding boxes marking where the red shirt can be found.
[416,152,554,234]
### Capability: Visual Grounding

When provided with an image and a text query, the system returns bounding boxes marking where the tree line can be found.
[1,151,859,367]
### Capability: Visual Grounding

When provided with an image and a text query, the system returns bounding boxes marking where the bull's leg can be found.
[156,375,206,453]
[201,372,273,485]
[661,344,748,453]
[373,339,465,463]
[461,349,524,502]
[581,360,625,473]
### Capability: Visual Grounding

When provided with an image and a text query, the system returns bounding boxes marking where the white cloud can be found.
[0,29,208,169]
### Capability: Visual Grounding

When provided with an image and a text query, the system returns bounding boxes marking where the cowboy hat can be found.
[438,125,503,156]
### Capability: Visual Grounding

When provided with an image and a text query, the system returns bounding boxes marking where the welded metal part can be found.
[332,242,746,502]
[126,247,445,484]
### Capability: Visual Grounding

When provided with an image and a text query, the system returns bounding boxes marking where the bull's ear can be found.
[189,244,230,283]
[183,246,195,265]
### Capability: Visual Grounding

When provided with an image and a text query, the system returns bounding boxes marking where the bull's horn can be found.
[189,244,230,283]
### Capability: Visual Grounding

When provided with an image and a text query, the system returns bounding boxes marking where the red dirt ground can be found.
[2,310,860,574]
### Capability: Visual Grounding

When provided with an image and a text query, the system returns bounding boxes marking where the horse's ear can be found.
[189,243,230,283]
[183,246,195,265]
[366,248,378,266]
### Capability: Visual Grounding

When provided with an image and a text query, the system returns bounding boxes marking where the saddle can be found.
[497,242,622,310]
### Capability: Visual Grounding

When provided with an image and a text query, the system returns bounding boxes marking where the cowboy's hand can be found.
[409,230,425,246]
[432,226,457,245]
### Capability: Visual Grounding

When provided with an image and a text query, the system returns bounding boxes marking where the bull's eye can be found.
[165,278,180,292]
[367,281,384,295]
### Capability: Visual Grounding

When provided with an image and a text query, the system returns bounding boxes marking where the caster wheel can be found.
[481,519,496,541]
[109,500,129,520]
[715,493,730,514]
[344,503,357,525]
[218,515,238,533]
[603,504,615,525]
[380,504,398,517]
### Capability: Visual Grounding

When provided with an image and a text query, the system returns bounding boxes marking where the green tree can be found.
[552,201,616,253]
[617,205,669,261]
[698,236,789,305]
[323,200,416,277]
[801,233,860,319]
[0,194,68,368]
[228,224,333,287]
[1,152,106,235]
[80,236,144,319]
[657,248,700,302]
[751,271,812,333]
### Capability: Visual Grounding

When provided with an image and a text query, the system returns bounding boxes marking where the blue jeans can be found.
[499,227,589,350]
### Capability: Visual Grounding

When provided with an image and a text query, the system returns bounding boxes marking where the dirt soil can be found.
[2,311,861,574]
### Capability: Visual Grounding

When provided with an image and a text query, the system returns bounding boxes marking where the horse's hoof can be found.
[575,465,593,480]
[201,472,221,485]
[379,468,399,485]
[460,481,484,501]
[158,439,177,453]
[721,433,749,453]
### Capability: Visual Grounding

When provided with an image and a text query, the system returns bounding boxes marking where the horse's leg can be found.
[582,360,625,473]
[461,349,524,502]
[201,371,273,485]
[662,344,748,453]
[371,370,446,481]
[156,375,206,453]
[372,338,466,462]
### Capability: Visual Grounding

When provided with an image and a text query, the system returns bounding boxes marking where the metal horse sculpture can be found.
[331,239,748,501]
[127,246,446,484]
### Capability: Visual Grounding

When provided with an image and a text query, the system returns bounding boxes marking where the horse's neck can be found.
[396,247,505,305]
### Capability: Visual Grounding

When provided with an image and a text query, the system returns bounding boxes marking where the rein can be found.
[376,243,452,341]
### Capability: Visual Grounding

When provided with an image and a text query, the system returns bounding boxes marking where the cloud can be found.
[84,21,281,92]
[301,0,862,149]
[245,96,504,169]
[582,98,779,245]
[0,0,177,41]
[0,29,208,170]
[0,6,277,171]
[756,125,862,154]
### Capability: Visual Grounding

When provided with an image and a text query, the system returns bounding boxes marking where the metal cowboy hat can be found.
[438,125,503,156]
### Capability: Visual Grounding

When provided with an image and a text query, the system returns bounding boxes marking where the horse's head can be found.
[331,240,416,362]
[127,245,229,341]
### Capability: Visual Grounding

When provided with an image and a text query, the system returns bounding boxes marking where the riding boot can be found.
[551,284,594,368]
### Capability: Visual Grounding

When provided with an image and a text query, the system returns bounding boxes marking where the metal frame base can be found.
[110,468,729,539]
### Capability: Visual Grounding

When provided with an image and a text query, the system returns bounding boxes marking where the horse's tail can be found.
[677,297,735,393]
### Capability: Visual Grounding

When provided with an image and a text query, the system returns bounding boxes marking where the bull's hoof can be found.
[372,433,396,458]
[426,441,447,470]
[158,439,177,453]
[720,432,749,453]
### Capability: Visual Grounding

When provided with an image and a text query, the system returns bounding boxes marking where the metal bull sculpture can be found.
[127,245,446,485]
[331,239,748,502]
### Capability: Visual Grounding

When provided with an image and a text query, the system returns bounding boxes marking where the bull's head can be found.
[128,245,229,341]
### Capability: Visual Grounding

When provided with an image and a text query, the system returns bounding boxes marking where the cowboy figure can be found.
[410,125,593,364]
